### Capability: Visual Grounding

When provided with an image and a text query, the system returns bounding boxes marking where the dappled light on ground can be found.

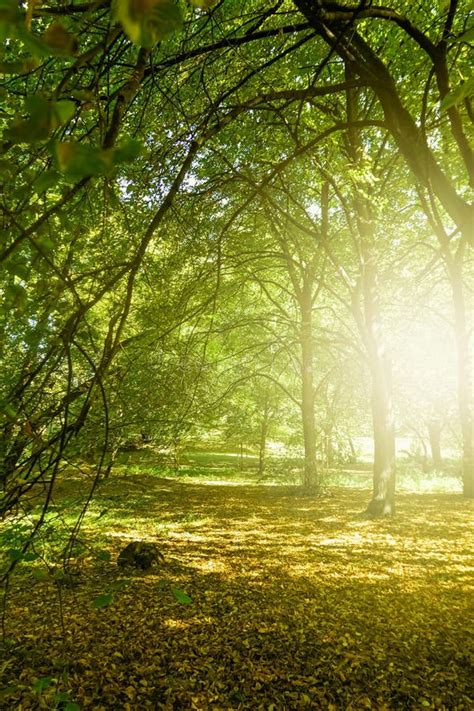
[1,476,473,709]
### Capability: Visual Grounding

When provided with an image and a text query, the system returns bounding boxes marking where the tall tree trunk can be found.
[258,393,270,478]
[427,420,443,468]
[348,436,357,464]
[368,345,396,516]
[300,287,318,491]
[420,437,429,473]
[354,262,396,516]
[345,64,396,515]
[450,259,474,496]
[0,429,26,489]
[323,423,334,467]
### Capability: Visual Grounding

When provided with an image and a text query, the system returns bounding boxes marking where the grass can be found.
[112,450,463,494]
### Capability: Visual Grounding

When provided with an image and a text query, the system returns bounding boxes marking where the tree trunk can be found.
[427,420,442,468]
[367,351,396,516]
[258,394,270,478]
[172,440,181,472]
[0,429,26,490]
[451,259,474,496]
[104,445,119,479]
[344,64,396,516]
[357,262,396,516]
[323,423,334,467]
[300,288,319,491]
[419,436,429,473]
[348,436,357,464]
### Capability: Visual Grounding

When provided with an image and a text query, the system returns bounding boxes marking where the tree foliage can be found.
[1,0,472,567]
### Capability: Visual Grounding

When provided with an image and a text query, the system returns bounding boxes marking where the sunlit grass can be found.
[107,450,463,495]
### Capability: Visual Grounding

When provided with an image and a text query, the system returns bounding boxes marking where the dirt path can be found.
[1,478,473,709]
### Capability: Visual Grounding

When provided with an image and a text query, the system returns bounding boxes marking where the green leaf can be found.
[115,0,183,48]
[37,234,55,252]
[4,97,76,144]
[454,27,474,43]
[11,183,31,201]
[0,0,22,40]
[54,691,71,703]
[0,159,15,179]
[32,569,51,582]
[92,593,114,609]
[42,21,79,56]
[54,100,76,124]
[0,15,77,58]
[6,260,29,280]
[0,58,38,74]
[0,400,18,421]
[440,78,474,110]
[53,142,112,179]
[110,578,131,591]
[171,587,192,604]
[5,282,28,311]
[33,676,53,693]
[112,138,144,164]
[15,26,54,57]
[106,186,122,209]
[33,170,61,195]
[8,548,24,562]
[95,549,112,561]
[53,139,141,179]
[64,704,81,711]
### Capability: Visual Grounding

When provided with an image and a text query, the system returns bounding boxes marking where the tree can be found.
[292,1,473,496]
[1,0,472,561]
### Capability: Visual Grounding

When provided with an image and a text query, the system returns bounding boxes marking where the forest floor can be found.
[0,465,473,710]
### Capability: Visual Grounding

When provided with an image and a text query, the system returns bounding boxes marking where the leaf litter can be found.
[0,476,472,709]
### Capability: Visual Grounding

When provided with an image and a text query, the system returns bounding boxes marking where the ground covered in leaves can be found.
[1,470,473,709]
